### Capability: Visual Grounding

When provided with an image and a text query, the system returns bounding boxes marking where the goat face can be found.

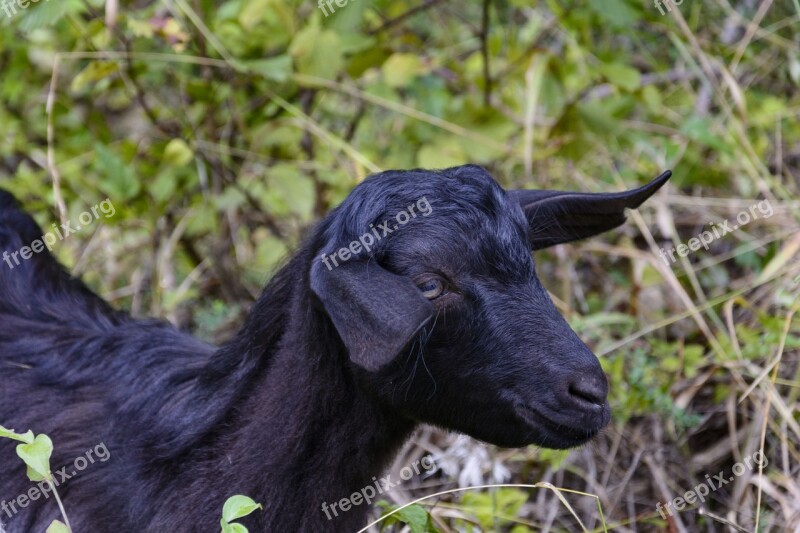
[311,165,670,449]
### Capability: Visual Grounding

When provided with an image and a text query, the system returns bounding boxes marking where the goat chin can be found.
[0,165,669,531]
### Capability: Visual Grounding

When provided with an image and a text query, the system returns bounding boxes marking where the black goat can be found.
[0,165,670,531]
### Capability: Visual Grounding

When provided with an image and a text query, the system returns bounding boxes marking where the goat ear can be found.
[510,171,671,250]
[310,259,435,372]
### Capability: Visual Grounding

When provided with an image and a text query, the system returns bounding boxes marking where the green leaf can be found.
[163,139,194,167]
[461,488,528,529]
[212,187,247,211]
[326,0,369,32]
[537,448,571,469]
[587,0,638,28]
[680,116,733,154]
[46,520,70,533]
[16,434,54,482]
[338,33,376,55]
[126,18,155,38]
[597,63,641,92]
[417,138,465,168]
[383,53,425,88]
[244,56,293,83]
[70,60,119,93]
[393,504,436,533]
[267,167,316,219]
[576,102,620,135]
[238,0,273,29]
[0,425,35,444]
[221,523,248,533]
[252,233,289,276]
[641,85,662,111]
[12,0,86,31]
[149,171,180,203]
[222,495,263,523]
[289,25,344,79]
[378,502,439,533]
[94,144,141,201]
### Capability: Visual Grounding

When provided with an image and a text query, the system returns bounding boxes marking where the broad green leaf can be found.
[149,171,180,203]
[289,26,344,79]
[252,233,289,275]
[598,63,641,92]
[245,56,293,83]
[126,18,154,38]
[212,188,247,211]
[94,144,141,201]
[222,495,263,523]
[26,464,47,482]
[378,503,439,533]
[461,488,528,529]
[538,448,571,468]
[268,168,315,219]
[417,138,465,168]
[0,425,35,444]
[392,504,435,533]
[577,102,620,135]
[16,434,53,482]
[680,116,733,154]
[13,0,86,31]
[383,53,425,88]
[338,33,376,55]
[46,520,70,533]
[163,139,194,167]
[70,61,119,93]
[587,0,638,28]
[221,523,248,533]
[641,85,662,111]
[239,0,273,29]
[326,0,369,32]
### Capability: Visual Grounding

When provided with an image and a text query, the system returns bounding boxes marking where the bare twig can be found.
[480,0,492,107]
[367,0,446,35]
[46,56,68,225]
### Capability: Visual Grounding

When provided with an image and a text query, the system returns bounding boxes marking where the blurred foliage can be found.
[377,502,439,533]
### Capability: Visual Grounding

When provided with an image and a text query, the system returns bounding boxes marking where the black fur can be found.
[0,166,669,531]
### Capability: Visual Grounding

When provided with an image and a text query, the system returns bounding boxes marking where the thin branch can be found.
[344,99,366,143]
[367,0,445,35]
[480,0,492,107]
[46,56,68,225]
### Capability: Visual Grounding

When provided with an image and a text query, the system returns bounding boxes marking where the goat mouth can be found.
[513,403,604,449]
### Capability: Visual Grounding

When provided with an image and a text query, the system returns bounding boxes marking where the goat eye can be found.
[417,279,445,299]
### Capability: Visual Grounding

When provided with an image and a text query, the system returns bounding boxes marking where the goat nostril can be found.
[567,378,607,407]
